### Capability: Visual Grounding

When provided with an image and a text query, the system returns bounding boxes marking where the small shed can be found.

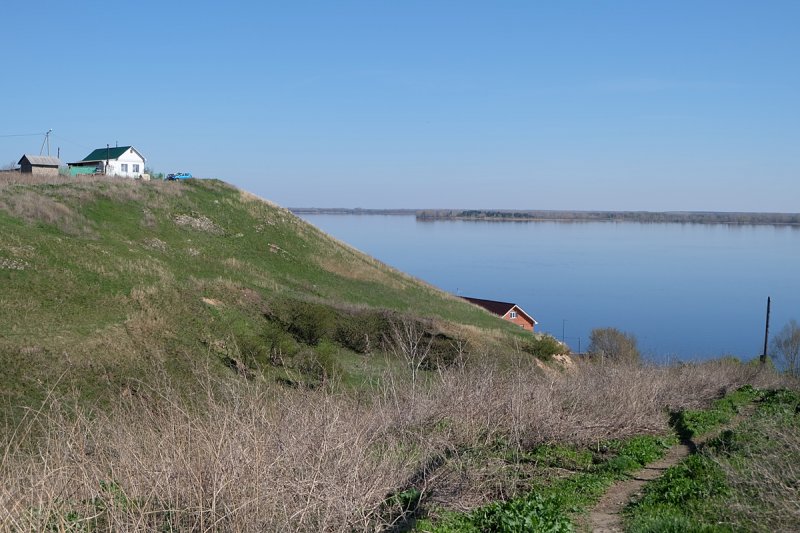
[18,154,61,177]
[462,296,539,332]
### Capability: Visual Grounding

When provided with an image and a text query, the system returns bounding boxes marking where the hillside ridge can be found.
[0,173,554,418]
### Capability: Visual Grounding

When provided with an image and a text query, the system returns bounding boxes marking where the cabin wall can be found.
[503,308,535,331]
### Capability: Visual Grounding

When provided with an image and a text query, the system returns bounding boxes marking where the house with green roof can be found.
[68,146,146,178]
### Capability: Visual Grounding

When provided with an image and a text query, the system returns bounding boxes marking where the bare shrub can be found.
[0,357,789,531]
[386,317,433,395]
[587,327,640,363]
[0,378,423,532]
[771,319,800,377]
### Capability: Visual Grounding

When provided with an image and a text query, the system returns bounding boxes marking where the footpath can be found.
[584,405,755,532]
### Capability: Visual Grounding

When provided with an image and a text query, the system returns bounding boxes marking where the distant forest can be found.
[290,208,417,215]
[290,208,800,226]
[415,209,800,226]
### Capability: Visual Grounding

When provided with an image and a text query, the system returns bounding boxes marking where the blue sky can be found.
[2,1,798,211]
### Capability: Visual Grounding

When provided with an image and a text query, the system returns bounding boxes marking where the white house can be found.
[68,146,146,178]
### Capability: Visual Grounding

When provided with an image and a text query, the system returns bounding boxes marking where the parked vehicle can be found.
[166,172,192,180]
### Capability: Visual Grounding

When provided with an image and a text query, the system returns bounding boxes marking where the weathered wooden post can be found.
[761,296,771,364]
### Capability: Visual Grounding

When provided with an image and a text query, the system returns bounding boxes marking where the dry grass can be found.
[315,252,405,289]
[715,402,800,530]
[0,173,186,239]
[0,189,95,237]
[0,357,786,532]
[0,171,103,189]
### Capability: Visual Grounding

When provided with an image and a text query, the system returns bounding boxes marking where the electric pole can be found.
[761,296,771,364]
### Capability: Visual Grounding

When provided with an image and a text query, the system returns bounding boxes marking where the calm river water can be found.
[300,214,800,362]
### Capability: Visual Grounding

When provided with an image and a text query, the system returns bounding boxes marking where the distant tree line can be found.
[290,207,417,215]
[415,209,800,226]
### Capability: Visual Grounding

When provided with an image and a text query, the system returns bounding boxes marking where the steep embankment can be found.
[0,174,550,419]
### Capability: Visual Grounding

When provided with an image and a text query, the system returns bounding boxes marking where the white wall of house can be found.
[108,148,146,178]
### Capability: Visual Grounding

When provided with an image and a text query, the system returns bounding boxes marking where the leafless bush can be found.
[771,319,800,377]
[385,317,433,395]
[0,357,788,531]
[0,377,424,532]
[587,327,640,363]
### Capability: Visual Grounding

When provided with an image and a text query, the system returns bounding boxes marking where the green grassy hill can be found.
[0,174,556,419]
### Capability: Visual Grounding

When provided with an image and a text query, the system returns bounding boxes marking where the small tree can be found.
[386,317,432,395]
[144,167,164,180]
[587,327,640,363]
[771,319,800,377]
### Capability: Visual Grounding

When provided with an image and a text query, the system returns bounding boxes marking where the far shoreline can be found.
[291,208,800,227]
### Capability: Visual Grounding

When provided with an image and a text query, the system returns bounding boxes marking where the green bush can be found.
[423,332,466,370]
[333,310,391,353]
[519,335,563,360]
[291,343,345,386]
[266,298,337,345]
[262,321,301,361]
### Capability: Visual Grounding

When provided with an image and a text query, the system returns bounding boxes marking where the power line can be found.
[51,133,93,151]
[0,132,46,138]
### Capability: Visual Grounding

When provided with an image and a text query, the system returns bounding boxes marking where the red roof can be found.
[461,296,538,324]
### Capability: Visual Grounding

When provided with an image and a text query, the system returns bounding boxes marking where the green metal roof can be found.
[81,146,132,162]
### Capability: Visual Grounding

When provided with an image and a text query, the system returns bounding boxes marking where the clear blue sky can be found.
[2,1,798,211]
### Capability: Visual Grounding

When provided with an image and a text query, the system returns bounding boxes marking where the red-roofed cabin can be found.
[462,296,538,332]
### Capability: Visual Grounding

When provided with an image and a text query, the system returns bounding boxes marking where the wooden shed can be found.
[18,154,61,177]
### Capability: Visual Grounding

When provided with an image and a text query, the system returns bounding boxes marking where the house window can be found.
[133,164,140,173]
[121,164,128,172]
[510,311,518,319]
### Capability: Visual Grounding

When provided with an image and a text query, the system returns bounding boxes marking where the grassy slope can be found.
[625,387,800,532]
[0,175,540,419]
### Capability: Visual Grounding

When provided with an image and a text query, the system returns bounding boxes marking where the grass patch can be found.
[416,434,675,532]
[625,387,799,532]
[670,385,761,440]
[624,454,730,532]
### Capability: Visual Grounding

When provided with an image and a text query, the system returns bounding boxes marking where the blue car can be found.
[167,172,192,180]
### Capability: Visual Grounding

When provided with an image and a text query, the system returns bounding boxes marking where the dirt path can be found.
[585,407,755,532]
[585,443,691,532]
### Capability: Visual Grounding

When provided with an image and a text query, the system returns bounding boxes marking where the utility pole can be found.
[39,129,52,155]
[761,297,771,364]
[106,144,110,175]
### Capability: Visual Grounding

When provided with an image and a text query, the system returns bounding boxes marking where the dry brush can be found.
[0,356,784,532]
